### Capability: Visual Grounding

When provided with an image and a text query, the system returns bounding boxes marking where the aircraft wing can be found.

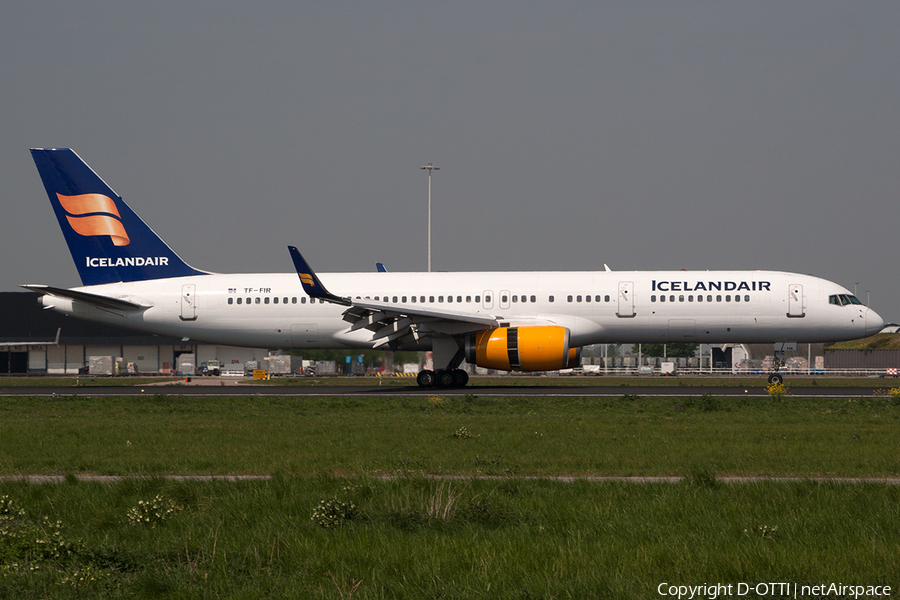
[288,247,500,347]
[20,284,147,311]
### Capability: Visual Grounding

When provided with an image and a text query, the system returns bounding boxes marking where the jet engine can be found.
[465,326,579,372]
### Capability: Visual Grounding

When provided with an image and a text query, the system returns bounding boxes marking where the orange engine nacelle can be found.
[465,326,578,372]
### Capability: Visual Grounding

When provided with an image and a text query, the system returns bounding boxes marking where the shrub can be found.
[766,382,788,401]
[311,498,357,529]
[125,494,183,528]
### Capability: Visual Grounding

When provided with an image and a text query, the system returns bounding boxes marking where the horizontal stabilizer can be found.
[20,284,146,311]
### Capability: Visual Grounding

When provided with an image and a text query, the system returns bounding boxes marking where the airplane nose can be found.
[865,308,885,337]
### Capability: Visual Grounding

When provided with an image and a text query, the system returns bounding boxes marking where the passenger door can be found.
[617,281,635,318]
[787,284,805,318]
[180,284,197,321]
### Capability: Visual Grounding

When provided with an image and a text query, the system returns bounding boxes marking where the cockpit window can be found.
[830,294,864,306]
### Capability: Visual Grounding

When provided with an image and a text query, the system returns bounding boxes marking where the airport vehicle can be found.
[24,148,883,387]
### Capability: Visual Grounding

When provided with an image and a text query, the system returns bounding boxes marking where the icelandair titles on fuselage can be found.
[651,280,771,292]
[86,256,170,268]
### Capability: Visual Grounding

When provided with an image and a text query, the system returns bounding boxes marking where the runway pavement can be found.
[0,379,890,398]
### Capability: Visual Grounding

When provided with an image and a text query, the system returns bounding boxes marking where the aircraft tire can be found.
[417,370,436,388]
[452,369,469,388]
[767,373,784,385]
[436,369,456,388]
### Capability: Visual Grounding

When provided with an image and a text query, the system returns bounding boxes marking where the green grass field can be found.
[1,392,898,598]
[1,393,898,476]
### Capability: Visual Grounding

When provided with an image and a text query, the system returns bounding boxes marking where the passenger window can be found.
[411,296,417,303]
[429,296,435,303]
[512,296,517,303]
[697,295,703,302]
[716,295,722,302]
[726,295,731,302]
[466,296,472,303]
[549,296,554,303]
[660,295,666,302]
[447,296,453,303]
[475,295,480,303]
[679,295,684,302]
[457,296,462,303]
[605,295,610,302]
[236,298,242,305]
[745,295,750,302]
[421,296,426,303]
[401,296,407,302]
[651,295,657,302]
[585,295,591,302]
[531,295,536,302]
[669,295,675,302]
[577,295,582,302]
[688,295,693,302]
[567,295,573,302]
[228,298,234,305]
[264,297,270,304]
[484,295,490,303]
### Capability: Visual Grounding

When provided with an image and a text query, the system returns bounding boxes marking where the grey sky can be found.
[2,2,898,322]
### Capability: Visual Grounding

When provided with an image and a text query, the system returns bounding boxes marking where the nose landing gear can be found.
[767,349,786,385]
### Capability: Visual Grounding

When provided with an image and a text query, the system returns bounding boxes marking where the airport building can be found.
[0,292,268,375]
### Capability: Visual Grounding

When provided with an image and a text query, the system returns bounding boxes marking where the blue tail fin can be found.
[31,148,207,285]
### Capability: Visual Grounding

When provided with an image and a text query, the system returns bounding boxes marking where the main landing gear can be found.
[417,369,469,388]
[417,338,470,388]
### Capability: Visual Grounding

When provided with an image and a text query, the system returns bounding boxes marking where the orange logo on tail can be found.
[57,193,130,246]
[299,273,315,287]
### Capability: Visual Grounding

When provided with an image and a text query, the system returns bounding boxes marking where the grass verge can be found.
[1,477,897,598]
[0,393,898,476]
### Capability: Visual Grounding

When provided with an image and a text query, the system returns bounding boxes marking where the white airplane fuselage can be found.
[39,269,881,350]
[27,148,885,387]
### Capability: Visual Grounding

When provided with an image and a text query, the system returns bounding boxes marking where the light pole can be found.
[420,163,439,272]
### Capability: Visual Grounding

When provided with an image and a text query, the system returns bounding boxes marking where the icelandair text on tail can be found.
[86,257,169,267]
[658,583,891,599]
